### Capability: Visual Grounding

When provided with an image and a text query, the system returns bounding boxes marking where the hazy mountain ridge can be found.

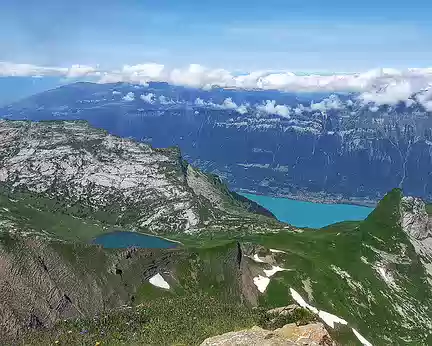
[1,82,431,205]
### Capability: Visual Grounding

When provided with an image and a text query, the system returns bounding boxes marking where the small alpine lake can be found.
[242,193,373,228]
[92,231,179,249]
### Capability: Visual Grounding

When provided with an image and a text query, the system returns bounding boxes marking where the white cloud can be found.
[221,97,238,110]
[159,95,174,104]
[310,95,343,112]
[416,87,432,111]
[194,97,249,114]
[359,81,413,105]
[140,93,155,103]
[0,62,97,78]
[170,64,233,89]
[220,98,249,114]
[0,62,64,77]
[122,63,165,79]
[236,104,248,115]
[293,104,307,116]
[66,64,97,78]
[122,92,135,101]
[421,100,432,111]
[112,90,121,95]
[257,100,290,118]
[3,61,432,107]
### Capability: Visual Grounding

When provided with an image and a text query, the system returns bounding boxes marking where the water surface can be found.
[92,231,178,249]
[242,193,373,228]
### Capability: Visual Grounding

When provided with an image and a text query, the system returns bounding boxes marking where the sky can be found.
[2,0,432,72]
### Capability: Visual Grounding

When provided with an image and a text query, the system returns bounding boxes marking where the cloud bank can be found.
[2,61,432,109]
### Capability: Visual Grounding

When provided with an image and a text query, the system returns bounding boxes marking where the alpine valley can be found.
[0,117,431,345]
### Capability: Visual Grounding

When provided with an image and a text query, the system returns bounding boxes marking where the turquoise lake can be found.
[242,193,373,228]
[92,231,178,249]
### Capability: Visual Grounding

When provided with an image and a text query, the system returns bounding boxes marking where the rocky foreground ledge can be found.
[200,322,333,346]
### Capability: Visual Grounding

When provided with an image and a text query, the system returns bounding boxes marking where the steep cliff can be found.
[0,235,255,343]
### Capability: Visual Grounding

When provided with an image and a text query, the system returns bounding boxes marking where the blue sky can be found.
[1,0,432,72]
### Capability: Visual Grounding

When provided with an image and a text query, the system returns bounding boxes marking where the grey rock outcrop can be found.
[200,322,334,346]
[400,196,432,283]
[0,120,282,235]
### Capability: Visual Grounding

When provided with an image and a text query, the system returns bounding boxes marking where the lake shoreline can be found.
[92,230,183,249]
[137,231,184,246]
[236,189,378,208]
[240,192,373,229]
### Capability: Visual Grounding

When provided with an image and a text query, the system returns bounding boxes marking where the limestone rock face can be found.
[400,196,432,283]
[200,322,334,346]
[400,196,432,241]
[0,120,282,236]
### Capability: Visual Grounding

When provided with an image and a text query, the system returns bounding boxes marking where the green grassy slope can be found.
[164,189,432,345]
[241,189,432,345]
[1,180,431,346]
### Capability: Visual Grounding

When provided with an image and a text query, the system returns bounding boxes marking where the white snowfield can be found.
[318,310,348,328]
[289,288,318,314]
[290,288,373,346]
[253,275,270,293]
[252,254,265,263]
[253,263,289,293]
[149,273,170,289]
[352,328,373,346]
[269,248,286,253]
[263,265,289,277]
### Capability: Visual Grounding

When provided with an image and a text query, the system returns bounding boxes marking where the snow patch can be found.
[318,310,348,328]
[289,288,319,314]
[352,328,373,346]
[253,275,270,293]
[252,254,265,263]
[263,266,288,277]
[149,273,170,289]
[270,248,286,253]
[290,287,371,342]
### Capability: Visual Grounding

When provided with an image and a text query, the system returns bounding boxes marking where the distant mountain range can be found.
[1,81,432,205]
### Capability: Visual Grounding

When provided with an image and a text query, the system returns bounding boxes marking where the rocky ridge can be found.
[0,120,282,237]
